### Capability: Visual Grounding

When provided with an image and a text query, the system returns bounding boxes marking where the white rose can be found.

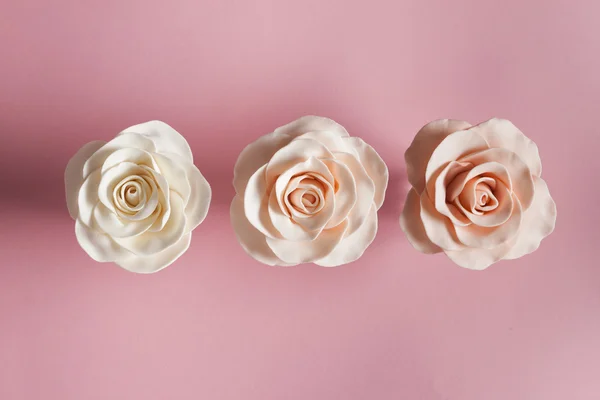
[231,116,388,266]
[65,121,211,273]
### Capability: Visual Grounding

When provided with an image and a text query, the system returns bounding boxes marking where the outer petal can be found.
[182,162,211,233]
[149,153,191,203]
[459,147,535,210]
[316,205,378,267]
[265,138,333,182]
[65,141,105,219]
[115,234,192,274]
[293,131,358,155]
[230,196,291,266]
[114,193,186,256]
[343,137,388,209]
[77,169,103,226]
[273,115,350,138]
[266,219,349,264]
[503,176,557,260]
[472,118,542,177]
[121,120,193,163]
[420,194,463,251]
[444,241,513,270]
[233,131,294,195]
[425,129,489,186]
[100,147,158,174]
[244,164,281,239]
[405,119,472,193]
[82,133,156,177]
[321,158,357,228]
[333,152,375,235]
[400,189,442,254]
[75,219,131,262]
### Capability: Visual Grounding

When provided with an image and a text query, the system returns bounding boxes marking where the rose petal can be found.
[420,193,463,251]
[266,219,349,264]
[141,166,171,230]
[454,193,522,249]
[265,138,333,182]
[431,161,472,226]
[316,205,378,267]
[405,119,472,193]
[116,233,192,274]
[100,147,158,174]
[472,118,542,177]
[503,176,557,260]
[268,189,324,241]
[92,203,156,238]
[230,196,291,266]
[75,219,130,262]
[273,115,350,138]
[459,147,535,210]
[114,192,186,256]
[446,161,512,201]
[65,141,105,219]
[343,137,388,210]
[425,129,489,188]
[444,240,513,270]
[320,158,357,228]
[333,152,375,235]
[121,120,193,163]
[293,131,358,155]
[151,153,191,203]
[82,133,156,178]
[182,162,211,233]
[77,169,103,226]
[244,164,281,239]
[233,131,294,195]
[400,189,442,254]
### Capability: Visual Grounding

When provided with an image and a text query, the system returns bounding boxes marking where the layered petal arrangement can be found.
[231,116,388,266]
[400,118,557,270]
[65,121,211,273]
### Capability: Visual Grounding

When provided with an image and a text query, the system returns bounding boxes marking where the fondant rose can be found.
[65,121,211,273]
[231,116,388,266]
[400,118,556,270]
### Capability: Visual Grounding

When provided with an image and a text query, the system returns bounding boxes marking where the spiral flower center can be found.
[284,174,328,217]
[113,176,152,214]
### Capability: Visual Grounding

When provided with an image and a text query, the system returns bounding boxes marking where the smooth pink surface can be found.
[1,0,599,399]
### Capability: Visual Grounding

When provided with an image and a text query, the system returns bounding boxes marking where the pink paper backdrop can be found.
[1,0,599,399]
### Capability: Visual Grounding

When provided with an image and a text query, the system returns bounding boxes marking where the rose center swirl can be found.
[284,175,328,216]
[113,175,150,214]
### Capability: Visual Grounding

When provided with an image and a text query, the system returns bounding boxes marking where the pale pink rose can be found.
[400,118,557,270]
[231,116,388,266]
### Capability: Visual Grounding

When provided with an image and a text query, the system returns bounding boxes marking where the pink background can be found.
[1,0,599,399]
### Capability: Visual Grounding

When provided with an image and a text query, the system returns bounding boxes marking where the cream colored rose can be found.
[65,121,211,273]
[231,116,388,266]
[400,118,556,270]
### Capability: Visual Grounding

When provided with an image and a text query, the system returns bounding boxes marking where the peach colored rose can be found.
[400,118,556,270]
[231,116,388,266]
[65,121,211,273]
